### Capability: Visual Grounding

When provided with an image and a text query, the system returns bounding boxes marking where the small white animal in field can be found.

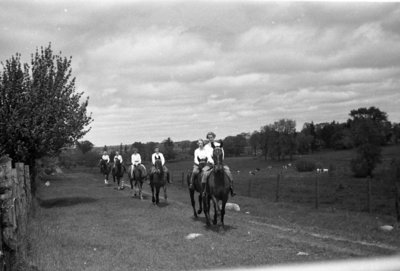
[185,233,203,240]
[226,202,240,211]
[323,168,329,172]
[287,163,292,167]
[45,181,50,187]
[316,168,322,173]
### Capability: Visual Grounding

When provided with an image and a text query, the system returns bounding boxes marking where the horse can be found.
[187,159,207,218]
[112,159,126,190]
[128,163,147,200]
[99,159,111,184]
[203,147,230,227]
[150,159,168,205]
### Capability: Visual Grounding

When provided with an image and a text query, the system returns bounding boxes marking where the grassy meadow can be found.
[21,145,400,270]
[167,145,400,217]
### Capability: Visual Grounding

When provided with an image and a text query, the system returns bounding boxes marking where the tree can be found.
[348,107,387,177]
[349,106,391,145]
[301,122,316,151]
[0,44,92,188]
[76,140,94,154]
[162,137,176,160]
[223,134,247,157]
[249,131,261,156]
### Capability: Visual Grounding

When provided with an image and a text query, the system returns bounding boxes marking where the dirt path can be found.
[29,170,400,271]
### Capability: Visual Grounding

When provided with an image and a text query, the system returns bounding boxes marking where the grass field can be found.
[166,145,400,217]
[21,145,400,270]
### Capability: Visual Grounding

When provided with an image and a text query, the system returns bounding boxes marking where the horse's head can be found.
[212,147,224,172]
[154,159,164,175]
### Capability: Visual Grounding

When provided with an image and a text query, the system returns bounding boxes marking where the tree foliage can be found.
[0,44,92,166]
[76,140,94,154]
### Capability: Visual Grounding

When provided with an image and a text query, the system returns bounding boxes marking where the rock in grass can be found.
[185,233,203,240]
[379,225,394,231]
[225,202,240,211]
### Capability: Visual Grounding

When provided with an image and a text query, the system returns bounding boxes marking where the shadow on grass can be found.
[38,197,98,208]
[204,223,237,233]
[155,201,170,208]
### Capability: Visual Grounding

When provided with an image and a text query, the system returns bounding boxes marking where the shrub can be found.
[295,159,317,172]
[350,157,369,178]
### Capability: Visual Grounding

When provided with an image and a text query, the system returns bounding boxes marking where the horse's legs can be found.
[211,196,219,225]
[163,184,167,202]
[197,193,203,215]
[189,189,197,218]
[203,195,211,226]
[139,180,143,200]
[151,183,156,204]
[221,201,227,228]
[156,186,160,205]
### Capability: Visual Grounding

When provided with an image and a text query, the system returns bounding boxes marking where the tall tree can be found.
[0,45,92,184]
[348,107,387,177]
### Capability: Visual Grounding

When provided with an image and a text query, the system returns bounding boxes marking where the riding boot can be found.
[189,175,194,189]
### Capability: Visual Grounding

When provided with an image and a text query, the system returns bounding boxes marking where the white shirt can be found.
[102,154,110,163]
[152,152,165,165]
[194,147,213,165]
[131,153,142,166]
[114,155,123,163]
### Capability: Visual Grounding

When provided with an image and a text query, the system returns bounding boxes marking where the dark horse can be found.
[112,159,126,190]
[203,147,230,227]
[150,159,168,205]
[128,164,147,200]
[99,159,111,184]
[187,159,207,217]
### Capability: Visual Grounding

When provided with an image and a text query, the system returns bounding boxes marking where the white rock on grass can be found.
[225,202,240,211]
[185,233,203,240]
[379,225,394,231]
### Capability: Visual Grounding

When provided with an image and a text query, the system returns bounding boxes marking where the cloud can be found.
[1,1,400,145]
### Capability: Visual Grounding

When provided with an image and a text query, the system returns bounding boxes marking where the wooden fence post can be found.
[315,173,320,209]
[275,172,281,202]
[367,176,372,213]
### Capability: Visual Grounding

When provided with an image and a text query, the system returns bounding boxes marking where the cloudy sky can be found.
[1,1,400,146]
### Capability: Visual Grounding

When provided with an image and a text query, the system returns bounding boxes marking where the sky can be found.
[1,0,400,146]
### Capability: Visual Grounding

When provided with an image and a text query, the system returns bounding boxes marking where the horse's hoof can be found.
[197,210,202,215]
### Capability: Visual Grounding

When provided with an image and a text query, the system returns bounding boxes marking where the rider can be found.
[114,151,123,164]
[189,139,213,192]
[131,148,147,177]
[149,146,171,183]
[100,151,110,184]
[101,151,110,164]
[201,132,236,197]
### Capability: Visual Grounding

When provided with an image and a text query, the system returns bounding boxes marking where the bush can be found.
[295,159,317,172]
[350,157,369,178]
